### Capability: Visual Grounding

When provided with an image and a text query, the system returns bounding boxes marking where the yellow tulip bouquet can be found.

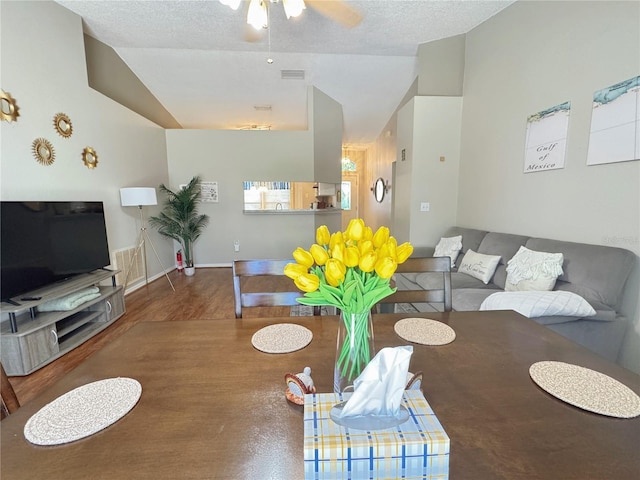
[285,218,413,389]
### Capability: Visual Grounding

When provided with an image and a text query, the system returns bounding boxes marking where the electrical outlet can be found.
[234,240,240,252]
[420,202,430,212]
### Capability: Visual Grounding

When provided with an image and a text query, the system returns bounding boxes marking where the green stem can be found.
[336,310,373,384]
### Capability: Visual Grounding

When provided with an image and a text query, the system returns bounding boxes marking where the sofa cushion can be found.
[458,249,501,284]
[434,235,462,267]
[414,271,489,291]
[477,232,530,289]
[479,291,596,319]
[505,246,564,292]
[452,288,502,311]
[441,227,488,258]
[525,238,635,310]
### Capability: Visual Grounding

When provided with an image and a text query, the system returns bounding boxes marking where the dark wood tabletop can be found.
[2,311,639,479]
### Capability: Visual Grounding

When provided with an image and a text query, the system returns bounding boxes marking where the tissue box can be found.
[303,390,449,480]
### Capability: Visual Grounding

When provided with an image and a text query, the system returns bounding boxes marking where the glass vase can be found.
[334,309,375,393]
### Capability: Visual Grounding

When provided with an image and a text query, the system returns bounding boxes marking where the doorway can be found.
[341,149,363,230]
[341,174,359,229]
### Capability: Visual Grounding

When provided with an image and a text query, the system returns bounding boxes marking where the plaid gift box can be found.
[303,390,449,480]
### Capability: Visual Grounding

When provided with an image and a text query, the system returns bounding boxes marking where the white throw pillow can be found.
[457,249,501,284]
[434,235,463,267]
[479,291,596,318]
[505,246,564,292]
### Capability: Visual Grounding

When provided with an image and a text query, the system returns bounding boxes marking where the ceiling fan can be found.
[220,0,362,30]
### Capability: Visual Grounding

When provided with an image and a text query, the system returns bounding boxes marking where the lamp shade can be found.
[120,187,157,207]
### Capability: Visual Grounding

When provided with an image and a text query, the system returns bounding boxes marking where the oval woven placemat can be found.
[529,361,640,418]
[394,317,456,346]
[251,323,313,353]
[24,377,142,445]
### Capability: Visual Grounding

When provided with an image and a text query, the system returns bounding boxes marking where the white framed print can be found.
[200,181,219,203]
[587,76,640,166]
[523,101,571,173]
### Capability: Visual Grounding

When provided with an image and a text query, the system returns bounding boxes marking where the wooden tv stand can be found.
[0,269,125,376]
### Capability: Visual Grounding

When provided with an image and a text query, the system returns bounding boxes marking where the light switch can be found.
[420,202,430,212]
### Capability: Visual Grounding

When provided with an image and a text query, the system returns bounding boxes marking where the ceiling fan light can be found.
[282,0,306,19]
[219,0,241,10]
[247,0,268,30]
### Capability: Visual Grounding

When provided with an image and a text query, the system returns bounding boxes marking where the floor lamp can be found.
[120,187,175,292]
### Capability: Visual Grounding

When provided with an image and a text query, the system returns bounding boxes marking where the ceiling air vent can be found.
[281,69,305,80]
[254,105,272,111]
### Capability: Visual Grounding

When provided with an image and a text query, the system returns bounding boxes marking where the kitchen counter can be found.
[243,208,342,215]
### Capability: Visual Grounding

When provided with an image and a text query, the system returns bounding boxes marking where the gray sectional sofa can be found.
[395,226,637,362]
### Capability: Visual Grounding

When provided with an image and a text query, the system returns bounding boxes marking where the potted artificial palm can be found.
[149,175,210,276]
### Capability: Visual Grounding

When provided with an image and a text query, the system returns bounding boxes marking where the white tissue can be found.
[336,345,413,419]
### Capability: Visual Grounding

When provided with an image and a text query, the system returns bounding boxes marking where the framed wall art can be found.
[587,75,640,166]
[523,101,571,173]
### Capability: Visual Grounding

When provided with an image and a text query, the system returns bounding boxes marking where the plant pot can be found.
[184,266,196,276]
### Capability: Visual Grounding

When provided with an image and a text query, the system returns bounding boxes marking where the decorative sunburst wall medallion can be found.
[0,89,20,122]
[32,138,55,165]
[82,147,98,169]
[53,112,73,138]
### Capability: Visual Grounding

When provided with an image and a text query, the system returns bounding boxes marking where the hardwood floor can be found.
[8,267,294,406]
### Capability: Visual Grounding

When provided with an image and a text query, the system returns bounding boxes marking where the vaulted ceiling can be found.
[55,0,515,146]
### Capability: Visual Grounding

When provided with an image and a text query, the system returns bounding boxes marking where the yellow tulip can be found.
[375,256,397,279]
[331,243,345,263]
[316,225,330,246]
[292,247,314,269]
[363,226,373,241]
[294,272,320,292]
[329,231,344,251]
[372,226,390,248]
[284,262,308,280]
[396,242,414,264]
[386,237,397,260]
[344,246,360,268]
[310,244,329,266]
[345,218,365,242]
[358,239,373,256]
[325,258,346,287]
[359,250,377,272]
[376,242,391,260]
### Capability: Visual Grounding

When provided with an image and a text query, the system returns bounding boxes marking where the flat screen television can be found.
[1,201,111,302]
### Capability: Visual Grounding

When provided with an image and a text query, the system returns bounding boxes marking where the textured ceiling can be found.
[55,0,515,146]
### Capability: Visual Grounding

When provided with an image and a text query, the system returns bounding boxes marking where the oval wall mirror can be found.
[82,147,98,169]
[0,90,20,122]
[373,177,386,203]
[53,112,73,138]
[32,138,55,165]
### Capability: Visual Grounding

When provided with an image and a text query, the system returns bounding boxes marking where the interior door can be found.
[341,173,359,230]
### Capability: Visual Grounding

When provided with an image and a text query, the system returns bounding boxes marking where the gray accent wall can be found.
[417,34,465,96]
[84,35,182,129]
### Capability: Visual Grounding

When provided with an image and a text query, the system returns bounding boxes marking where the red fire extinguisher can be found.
[176,250,184,272]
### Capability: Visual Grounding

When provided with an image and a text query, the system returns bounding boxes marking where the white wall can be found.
[364,79,419,233]
[165,87,343,264]
[459,1,640,372]
[0,0,171,289]
[403,97,462,248]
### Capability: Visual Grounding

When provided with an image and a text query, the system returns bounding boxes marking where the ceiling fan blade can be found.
[305,0,363,29]
[243,22,265,42]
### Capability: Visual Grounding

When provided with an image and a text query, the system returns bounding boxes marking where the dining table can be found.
[2,310,639,479]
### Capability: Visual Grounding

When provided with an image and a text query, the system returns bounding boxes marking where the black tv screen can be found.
[1,201,111,301]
